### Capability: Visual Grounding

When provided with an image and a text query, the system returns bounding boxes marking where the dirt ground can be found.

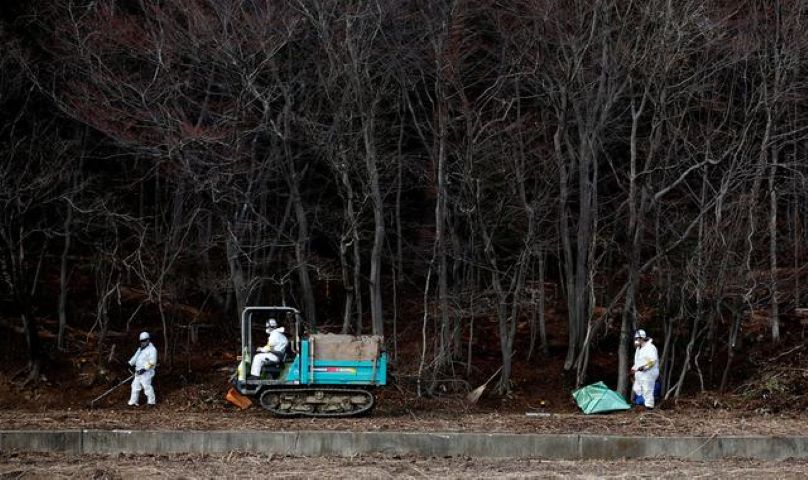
[1,452,807,479]
[2,364,807,437]
[2,314,807,440]
[1,407,807,437]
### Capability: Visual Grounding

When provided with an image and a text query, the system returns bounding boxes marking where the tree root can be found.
[15,362,41,389]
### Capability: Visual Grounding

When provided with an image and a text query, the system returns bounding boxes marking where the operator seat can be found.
[260,343,294,379]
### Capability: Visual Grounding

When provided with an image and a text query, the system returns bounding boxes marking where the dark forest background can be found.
[1,0,807,401]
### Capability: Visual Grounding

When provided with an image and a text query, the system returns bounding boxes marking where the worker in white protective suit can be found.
[631,329,659,409]
[250,319,289,378]
[128,331,157,406]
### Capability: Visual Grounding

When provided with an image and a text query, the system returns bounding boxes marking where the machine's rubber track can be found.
[259,388,374,417]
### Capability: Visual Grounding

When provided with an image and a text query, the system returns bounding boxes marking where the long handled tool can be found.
[465,366,503,404]
[466,351,517,404]
[89,373,135,408]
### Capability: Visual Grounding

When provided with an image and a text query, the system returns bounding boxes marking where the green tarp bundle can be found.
[572,381,631,414]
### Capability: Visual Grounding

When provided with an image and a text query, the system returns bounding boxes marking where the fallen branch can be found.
[767,344,805,363]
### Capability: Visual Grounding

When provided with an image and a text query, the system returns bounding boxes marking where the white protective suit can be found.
[128,342,158,405]
[632,339,659,408]
[250,327,288,377]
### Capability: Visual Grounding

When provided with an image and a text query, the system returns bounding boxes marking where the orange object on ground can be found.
[225,387,253,409]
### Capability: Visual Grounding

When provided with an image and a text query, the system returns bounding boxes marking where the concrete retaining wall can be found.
[2,430,807,460]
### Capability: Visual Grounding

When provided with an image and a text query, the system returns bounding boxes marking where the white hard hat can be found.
[266,319,278,329]
[139,331,150,341]
[634,329,647,340]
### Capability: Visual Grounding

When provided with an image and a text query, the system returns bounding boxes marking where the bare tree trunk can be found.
[617,91,648,396]
[337,160,363,333]
[743,106,772,343]
[673,170,708,398]
[20,308,42,385]
[417,252,435,398]
[226,230,247,316]
[339,233,354,333]
[283,94,317,326]
[57,202,72,351]
[537,250,549,357]
[450,222,464,359]
[5,228,45,386]
[435,87,451,363]
[480,223,512,393]
[393,107,405,355]
[570,138,595,372]
[794,194,801,309]
[467,276,476,378]
[363,109,385,337]
[477,187,531,394]
[720,302,742,392]
[290,177,317,327]
[554,102,577,370]
[769,148,780,342]
[352,224,363,333]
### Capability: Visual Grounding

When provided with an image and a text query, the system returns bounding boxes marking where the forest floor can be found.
[2,310,807,437]
[3,346,808,437]
[2,378,807,437]
[2,452,808,479]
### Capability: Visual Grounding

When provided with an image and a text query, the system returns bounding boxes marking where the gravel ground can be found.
[1,408,807,437]
[1,453,807,479]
